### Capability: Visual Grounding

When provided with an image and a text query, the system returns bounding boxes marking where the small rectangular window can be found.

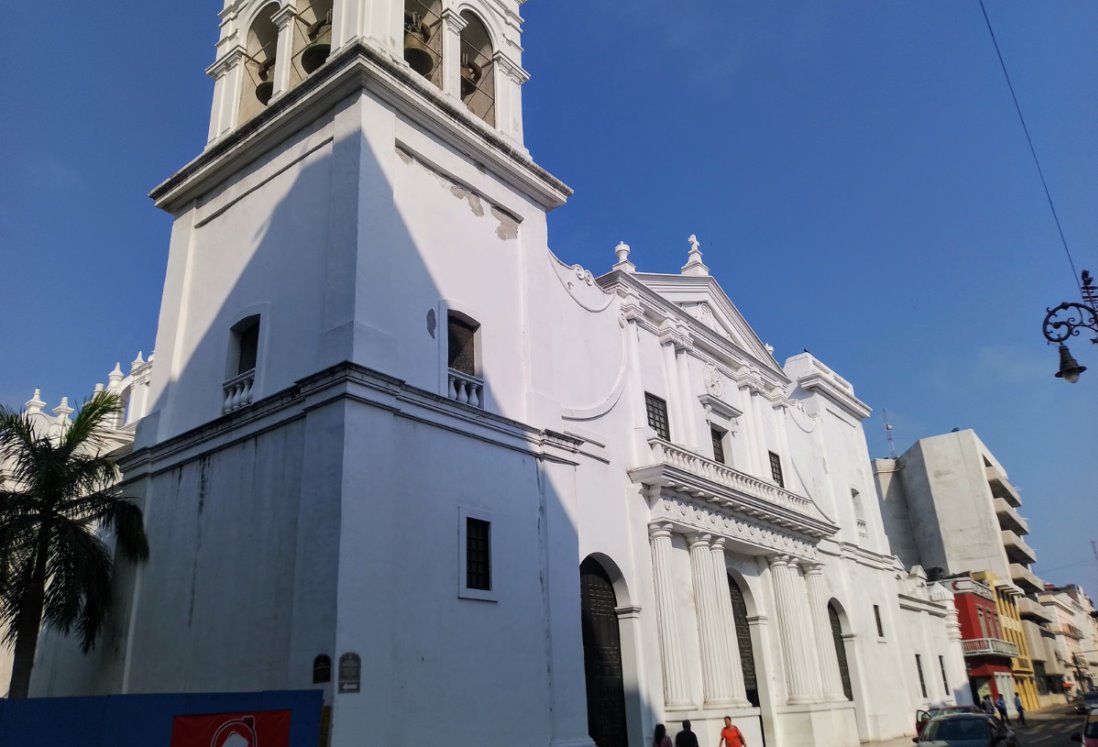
[768,451,784,488]
[874,605,884,637]
[448,314,478,375]
[711,427,726,464]
[645,393,670,441]
[939,655,949,695]
[915,654,927,698]
[466,517,491,591]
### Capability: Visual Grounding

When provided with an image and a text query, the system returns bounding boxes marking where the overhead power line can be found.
[977,0,1080,288]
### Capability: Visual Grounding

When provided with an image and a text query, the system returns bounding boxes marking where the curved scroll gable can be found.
[547,250,615,312]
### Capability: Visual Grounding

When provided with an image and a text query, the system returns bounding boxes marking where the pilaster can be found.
[649,523,692,708]
[440,9,467,100]
[272,5,299,98]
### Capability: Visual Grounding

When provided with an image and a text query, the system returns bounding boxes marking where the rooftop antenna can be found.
[882,409,897,459]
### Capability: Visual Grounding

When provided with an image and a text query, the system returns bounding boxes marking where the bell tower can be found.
[206,0,528,146]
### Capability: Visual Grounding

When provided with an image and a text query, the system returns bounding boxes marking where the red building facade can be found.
[949,576,1016,703]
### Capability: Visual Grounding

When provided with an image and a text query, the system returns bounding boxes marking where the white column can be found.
[689,533,733,706]
[804,562,847,701]
[711,539,750,705]
[440,9,467,99]
[675,343,699,449]
[769,555,817,704]
[272,6,298,98]
[660,341,683,443]
[649,523,692,708]
[492,52,529,147]
[206,47,246,140]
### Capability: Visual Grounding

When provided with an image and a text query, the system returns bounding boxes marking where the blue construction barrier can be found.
[0,689,322,747]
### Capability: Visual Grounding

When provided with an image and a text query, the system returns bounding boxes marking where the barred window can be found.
[466,517,491,591]
[768,451,784,488]
[711,427,726,464]
[645,393,670,440]
[939,655,949,696]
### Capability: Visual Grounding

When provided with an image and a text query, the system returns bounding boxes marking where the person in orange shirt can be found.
[718,716,746,747]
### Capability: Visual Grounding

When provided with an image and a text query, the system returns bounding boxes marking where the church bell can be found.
[460,54,482,99]
[301,13,332,74]
[403,12,434,76]
[254,58,275,105]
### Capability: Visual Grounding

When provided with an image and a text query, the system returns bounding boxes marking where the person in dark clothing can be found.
[995,694,1009,723]
[675,720,700,747]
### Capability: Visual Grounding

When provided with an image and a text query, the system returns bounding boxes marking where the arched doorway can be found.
[828,602,854,700]
[580,557,628,747]
[727,574,761,707]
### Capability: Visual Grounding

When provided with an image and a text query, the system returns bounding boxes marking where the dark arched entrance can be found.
[580,557,628,747]
[828,602,854,700]
[727,574,760,707]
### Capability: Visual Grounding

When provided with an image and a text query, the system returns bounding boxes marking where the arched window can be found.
[404,0,442,89]
[239,4,280,123]
[828,602,854,700]
[458,11,495,126]
[727,574,760,706]
[312,654,332,684]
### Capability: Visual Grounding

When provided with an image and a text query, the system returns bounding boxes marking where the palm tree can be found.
[0,391,148,699]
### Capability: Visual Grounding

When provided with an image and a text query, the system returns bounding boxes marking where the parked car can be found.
[916,705,984,736]
[1075,692,1098,714]
[1071,707,1098,747]
[913,713,1018,747]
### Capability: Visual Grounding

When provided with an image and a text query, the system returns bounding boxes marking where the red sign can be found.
[170,710,291,747]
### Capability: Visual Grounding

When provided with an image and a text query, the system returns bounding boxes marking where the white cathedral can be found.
[25,1,971,745]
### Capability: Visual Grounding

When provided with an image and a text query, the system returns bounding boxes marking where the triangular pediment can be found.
[625,273,783,376]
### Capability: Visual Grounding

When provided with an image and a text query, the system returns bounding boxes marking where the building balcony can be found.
[629,438,838,539]
[1017,597,1053,624]
[1010,563,1044,594]
[963,637,1019,658]
[994,497,1029,534]
[1001,530,1038,565]
[986,465,1022,507]
[1012,656,1033,673]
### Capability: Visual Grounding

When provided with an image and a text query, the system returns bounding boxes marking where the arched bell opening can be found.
[238,4,280,123]
[291,0,334,83]
[404,0,443,89]
[458,10,495,126]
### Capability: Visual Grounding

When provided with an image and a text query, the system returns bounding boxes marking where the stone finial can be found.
[25,389,46,414]
[764,343,775,355]
[94,383,105,393]
[131,351,145,372]
[681,234,709,277]
[108,362,124,386]
[612,240,635,273]
[53,397,74,424]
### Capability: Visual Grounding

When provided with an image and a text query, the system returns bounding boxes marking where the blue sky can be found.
[1,2,1095,597]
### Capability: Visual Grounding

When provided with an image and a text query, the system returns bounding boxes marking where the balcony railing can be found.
[993,497,1029,534]
[962,638,1019,658]
[1009,563,1044,594]
[646,438,815,515]
[1001,530,1038,565]
[222,369,255,413]
[447,368,485,408]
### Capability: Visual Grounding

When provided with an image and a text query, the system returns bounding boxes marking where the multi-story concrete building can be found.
[873,430,1047,713]
[19,1,970,745]
[1041,585,1098,694]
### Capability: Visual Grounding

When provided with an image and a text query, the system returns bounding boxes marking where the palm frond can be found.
[60,392,122,456]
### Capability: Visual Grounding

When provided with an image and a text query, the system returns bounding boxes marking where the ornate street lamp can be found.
[1043,270,1098,383]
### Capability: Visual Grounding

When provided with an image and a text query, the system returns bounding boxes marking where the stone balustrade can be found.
[447,369,485,408]
[222,369,255,413]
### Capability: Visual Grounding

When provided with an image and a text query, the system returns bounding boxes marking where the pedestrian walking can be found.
[718,716,746,747]
[653,724,672,747]
[1013,694,1026,726]
[995,694,1009,723]
[982,695,995,715]
[675,720,700,747]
